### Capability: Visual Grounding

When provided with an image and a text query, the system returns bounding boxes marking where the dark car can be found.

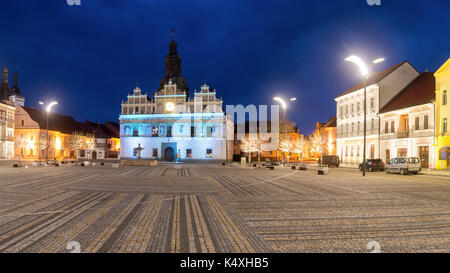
[318,155,340,167]
[359,159,385,172]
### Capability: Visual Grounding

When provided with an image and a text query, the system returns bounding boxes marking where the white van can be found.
[385,157,421,175]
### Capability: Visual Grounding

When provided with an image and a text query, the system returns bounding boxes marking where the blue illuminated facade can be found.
[119,35,233,161]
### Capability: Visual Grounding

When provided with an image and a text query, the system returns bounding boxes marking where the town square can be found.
[1,162,449,253]
[0,0,449,257]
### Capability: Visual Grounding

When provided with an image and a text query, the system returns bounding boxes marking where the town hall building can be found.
[119,34,234,161]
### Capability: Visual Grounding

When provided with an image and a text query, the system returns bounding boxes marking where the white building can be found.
[0,65,17,159]
[379,72,436,169]
[119,35,234,161]
[335,61,420,166]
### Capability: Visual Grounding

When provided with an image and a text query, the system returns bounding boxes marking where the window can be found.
[351,104,354,113]
[357,121,360,132]
[444,118,448,133]
[153,148,158,157]
[345,105,348,114]
[370,98,375,109]
[415,117,420,130]
[21,120,24,126]
[346,124,349,133]
[186,149,192,158]
[152,126,158,137]
[206,126,213,137]
[206,149,213,158]
[424,115,429,130]
[385,122,388,133]
[398,148,408,158]
[391,121,395,133]
[371,118,375,130]
[167,126,172,137]
[135,107,139,113]
[351,122,354,133]
[191,126,195,137]
[357,102,360,112]
[339,106,343,117]
[443,91,447,105]
[133,128,138,137]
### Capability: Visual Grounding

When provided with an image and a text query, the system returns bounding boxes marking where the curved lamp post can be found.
[39,101,58,164]
[345,56,384,176]
[273,96,297,165]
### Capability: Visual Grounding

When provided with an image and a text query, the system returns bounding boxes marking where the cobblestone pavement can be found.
[0,163,449,253]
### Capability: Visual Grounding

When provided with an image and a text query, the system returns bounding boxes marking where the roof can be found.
[80,121,119,139]
[22,106,83,134]
[321,116,337,128]
[21,107,119,138]
[336,61,410,99]
[379,72,435,113]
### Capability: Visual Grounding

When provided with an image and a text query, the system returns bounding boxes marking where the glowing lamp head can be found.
[345,55,369,76]
[46,101,58,113]
[165,102,175,112]
[273,97,287,109]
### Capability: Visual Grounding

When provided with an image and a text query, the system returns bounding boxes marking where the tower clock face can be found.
[165,102,175,112]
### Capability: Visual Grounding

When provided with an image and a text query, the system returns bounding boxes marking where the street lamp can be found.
[39,101,58,164]
[273,96,296,165]
[345,55,384,176]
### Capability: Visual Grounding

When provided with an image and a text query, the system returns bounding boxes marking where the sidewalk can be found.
[421,168,450,177]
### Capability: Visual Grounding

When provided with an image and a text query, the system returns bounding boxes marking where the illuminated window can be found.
[206,149,213,158]
[186,149,192,158]
[153,148,158,157]
[444,118,448,133]
[152,127,158,137]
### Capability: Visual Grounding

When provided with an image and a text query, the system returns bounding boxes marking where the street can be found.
[0,163,449,253]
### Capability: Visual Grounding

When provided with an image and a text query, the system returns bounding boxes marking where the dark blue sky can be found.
[1,0,449,134]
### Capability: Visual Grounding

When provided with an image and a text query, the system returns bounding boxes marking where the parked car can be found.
[359,159,385,172]
[385,157,421,175]
[318,155,340,167]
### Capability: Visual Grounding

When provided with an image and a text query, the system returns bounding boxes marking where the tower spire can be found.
[1,62,9,100]
[159,29,189,93]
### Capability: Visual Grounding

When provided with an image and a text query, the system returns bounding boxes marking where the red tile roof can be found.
[21,106,119,138]
[379,72,435,113]
[22,106,84,134]
[336,61,409,99]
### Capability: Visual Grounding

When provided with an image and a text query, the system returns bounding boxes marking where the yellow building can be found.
[435,58,450,169]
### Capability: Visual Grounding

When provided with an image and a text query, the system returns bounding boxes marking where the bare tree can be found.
[240,135,261,164]
[279,140,293,165]
[69,132,84,164]
[294,135,306,163]
[309,132,325,160]
[15,135,27,165]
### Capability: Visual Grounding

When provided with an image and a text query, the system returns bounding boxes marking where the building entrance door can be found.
[92,151,97,160]
[419,146,429,168]
[385,149,390,164]
[164,147,175,162]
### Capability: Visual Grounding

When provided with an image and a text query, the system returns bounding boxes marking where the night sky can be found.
[1,0,449,134]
